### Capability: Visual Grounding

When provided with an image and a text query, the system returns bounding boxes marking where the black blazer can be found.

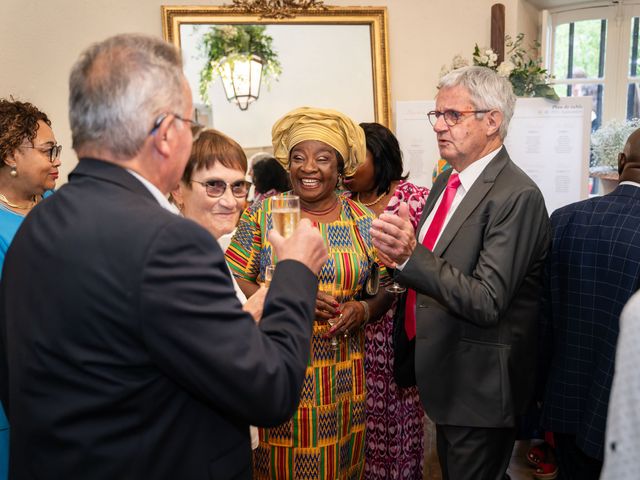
[397,147,551,428]
[0,158,318,480]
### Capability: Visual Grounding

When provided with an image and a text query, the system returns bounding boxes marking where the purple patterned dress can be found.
[363,180,430,480]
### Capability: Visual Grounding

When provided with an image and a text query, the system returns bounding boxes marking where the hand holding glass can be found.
[323,281,343,352]
[376,218,406,294]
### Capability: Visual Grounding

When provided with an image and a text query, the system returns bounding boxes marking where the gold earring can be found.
[10,166,17,178]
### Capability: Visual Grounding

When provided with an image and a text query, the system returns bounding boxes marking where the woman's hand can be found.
[315,290,340,321]
[324,300,366,338]
[243,285,268,323]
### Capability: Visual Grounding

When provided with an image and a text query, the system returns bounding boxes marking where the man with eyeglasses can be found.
[371,66,551,480]
[0,33,328,480]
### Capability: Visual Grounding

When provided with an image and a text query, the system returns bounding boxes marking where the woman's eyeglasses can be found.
[191,179,251,198]
[21,144,63,163]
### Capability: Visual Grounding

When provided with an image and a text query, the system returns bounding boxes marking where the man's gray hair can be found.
[438,66,516,139]
[69,33,188,158]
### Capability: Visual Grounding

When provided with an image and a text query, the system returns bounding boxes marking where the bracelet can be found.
[358,300,370,324]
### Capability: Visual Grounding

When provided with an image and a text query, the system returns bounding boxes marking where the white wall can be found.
[0,0,541,183]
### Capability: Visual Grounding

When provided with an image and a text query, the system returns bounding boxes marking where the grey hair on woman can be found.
[438,66,516,139]
[69,33,187,158]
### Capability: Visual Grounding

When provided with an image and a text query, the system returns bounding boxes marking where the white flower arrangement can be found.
[590,118,640,170]
[441,34,559,101]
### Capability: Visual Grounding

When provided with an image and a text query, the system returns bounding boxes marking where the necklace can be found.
[0,193,37,210]
[301,199,339,215]
[357,191,386,207]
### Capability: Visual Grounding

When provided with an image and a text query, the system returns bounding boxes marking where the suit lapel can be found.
[433,147,510,256]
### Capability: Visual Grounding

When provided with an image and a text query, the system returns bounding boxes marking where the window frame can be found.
[542,2,640,122]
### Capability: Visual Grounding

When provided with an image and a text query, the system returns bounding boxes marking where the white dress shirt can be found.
[126,169,180,215]
[417,148,501,247]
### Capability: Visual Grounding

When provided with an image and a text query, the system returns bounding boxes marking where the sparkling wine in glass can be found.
[263,265,275,287]
[271,194,300,239]
[326,315,340,351]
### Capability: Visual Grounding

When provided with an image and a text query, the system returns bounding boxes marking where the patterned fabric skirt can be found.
[253,321,366,480]
[364,305,425,479]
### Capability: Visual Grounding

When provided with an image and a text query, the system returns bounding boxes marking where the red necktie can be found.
[404,173,461,340]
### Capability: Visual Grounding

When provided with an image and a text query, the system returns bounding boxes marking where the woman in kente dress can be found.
[226,107,392,480]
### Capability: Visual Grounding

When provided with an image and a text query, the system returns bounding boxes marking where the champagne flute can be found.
[386,279,406,294]
[322,278,342,352]
[271,194,300,239]
[377,209,406,294]
[327,314,340,351]
[263,264,275,287]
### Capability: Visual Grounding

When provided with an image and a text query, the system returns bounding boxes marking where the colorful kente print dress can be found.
[226,195,380,480]
[362,180,430,480]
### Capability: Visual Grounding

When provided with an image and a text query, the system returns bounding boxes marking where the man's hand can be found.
[370,202,417,267]
[269,218,328,276]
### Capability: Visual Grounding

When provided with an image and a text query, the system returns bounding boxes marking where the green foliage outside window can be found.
[553,20,604,80]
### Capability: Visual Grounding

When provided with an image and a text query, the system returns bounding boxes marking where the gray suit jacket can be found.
[397,146,550,428]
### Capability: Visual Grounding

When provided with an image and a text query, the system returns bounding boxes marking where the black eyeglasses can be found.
[427,109,491,127]
[150,113,205,142]
[21,144,63,163]
[191,179,252,198]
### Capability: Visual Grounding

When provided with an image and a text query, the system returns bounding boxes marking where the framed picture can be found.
[162,5,391,149]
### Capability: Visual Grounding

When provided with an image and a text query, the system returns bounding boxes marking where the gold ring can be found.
[339,313,344,319]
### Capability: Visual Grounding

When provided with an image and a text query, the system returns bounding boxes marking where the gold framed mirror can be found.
[162,6,390,150]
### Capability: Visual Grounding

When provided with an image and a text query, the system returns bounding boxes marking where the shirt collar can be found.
[619,180,640,188]
[126,169,180,214]
[453,146,502,193]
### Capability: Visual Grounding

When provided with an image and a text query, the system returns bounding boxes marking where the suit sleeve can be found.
[139,220,317,426]
[397,186,550,327]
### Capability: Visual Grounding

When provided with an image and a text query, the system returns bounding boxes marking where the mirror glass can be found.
[163,6,391,150]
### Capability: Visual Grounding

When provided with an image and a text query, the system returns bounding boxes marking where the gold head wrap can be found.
[271,107,366,177]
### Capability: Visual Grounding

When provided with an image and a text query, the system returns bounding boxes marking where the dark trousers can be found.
[436,424,516,480]
[554,433,602,480]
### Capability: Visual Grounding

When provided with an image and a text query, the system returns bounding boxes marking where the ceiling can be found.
[526,0,612,9]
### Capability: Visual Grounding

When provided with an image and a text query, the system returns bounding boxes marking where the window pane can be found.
[629,17,640,77]
[627,83,640,119]
[554,82,603,131]
[553,19,606,80]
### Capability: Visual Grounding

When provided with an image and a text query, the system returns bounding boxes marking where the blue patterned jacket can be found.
[540,184,640,460]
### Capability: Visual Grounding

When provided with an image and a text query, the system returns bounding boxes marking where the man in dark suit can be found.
[0,34,328,480]
[538,129,640,479]
[370,66,551,480]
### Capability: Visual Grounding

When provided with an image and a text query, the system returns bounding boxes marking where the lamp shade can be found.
[219,55,264,111]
